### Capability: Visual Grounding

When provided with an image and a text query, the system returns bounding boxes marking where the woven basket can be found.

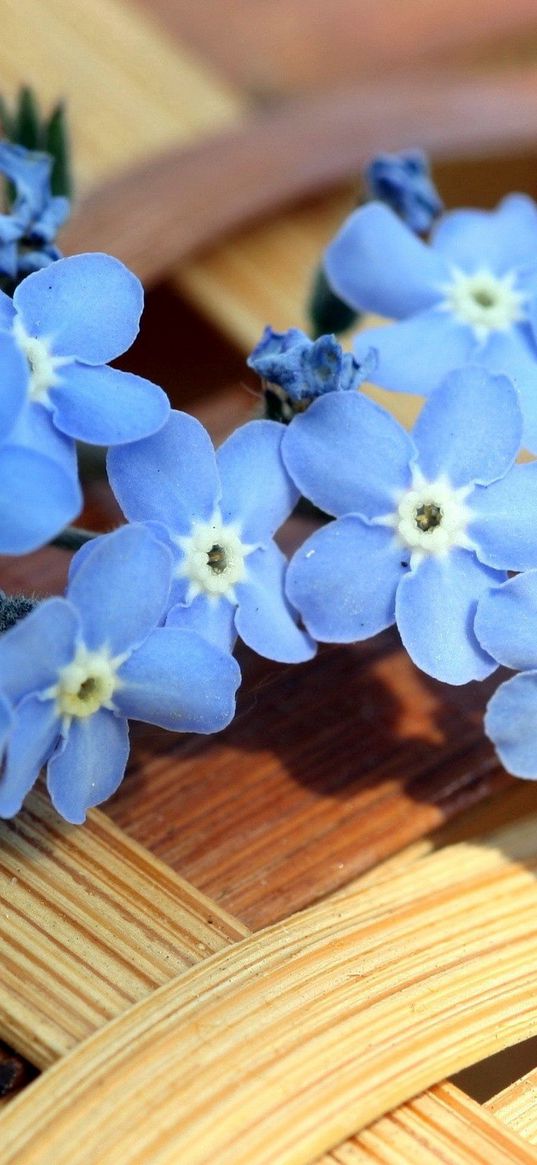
[3,2,537,1161]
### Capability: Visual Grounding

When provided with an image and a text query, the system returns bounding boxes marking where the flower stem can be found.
[50,525,97,551]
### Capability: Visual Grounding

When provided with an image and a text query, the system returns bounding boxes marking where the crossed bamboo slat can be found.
[1,800,537,1162]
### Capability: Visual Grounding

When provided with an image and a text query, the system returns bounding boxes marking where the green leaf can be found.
[45,103,73,198]
[307,265,359,339]
[13,86,42,150]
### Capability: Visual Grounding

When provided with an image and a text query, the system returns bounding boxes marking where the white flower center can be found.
[176,510,256,603]
[45,643,125,723]
[13,317,72,405]
[439,266,526,342]
[377,467,475,567]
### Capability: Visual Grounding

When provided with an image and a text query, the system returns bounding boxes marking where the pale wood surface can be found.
[3,823,537,1163]
[0,788,246,1068]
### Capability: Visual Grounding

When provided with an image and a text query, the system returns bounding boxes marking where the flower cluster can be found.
[4,142,537,824]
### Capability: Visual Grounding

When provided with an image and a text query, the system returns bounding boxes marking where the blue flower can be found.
[474,571,537,778]
[0,524,241,822]
[324,194,537,451]
[0,432,81,554]
[247,326,376,421]
[0,252,169,447]
[0,143,69,278]
[364,149,443,234]
[283,366,537,685]
[107,411,316,663]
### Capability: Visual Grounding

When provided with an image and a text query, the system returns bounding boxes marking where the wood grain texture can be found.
[3,824,537,1163]
[488,1069,537,1144]
[0,788,246,1068]
[319,1083,537,1164]
[146,0,537,96]
[63,67,537,288]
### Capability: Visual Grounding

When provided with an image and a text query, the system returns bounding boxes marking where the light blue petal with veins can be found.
[47,710,130,823]
[474,572,537,671]
[235,543,316,663]
[485,672,537,779]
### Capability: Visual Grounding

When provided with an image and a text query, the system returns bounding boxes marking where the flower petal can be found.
[395,550,502,684]
[282,392,414,518]
[166,597,237,653]
[0,694,13,753]
[324,202,449,318]
[474,571,537,670]
[0,694,59,817]
[67,524,172,654]
[431,195,537,274]
[217,420,297,542]
[353,310,475,396]
[481,328,537,455]
[471,463,537,571]
[286,516,402,642]
[0,330,29,437]
[114,627,240,732]
[412,367,521,487]
[107,410,219,529]
[0,597,80,703]
[0,444,81,554]
[14,253,143,363]
[235,543,316,662]
[47,710,130,823]
[50,363,169,445]
[485,672,537,779]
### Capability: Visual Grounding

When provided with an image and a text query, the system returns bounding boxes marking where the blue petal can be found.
[217,420,297,543]
[107,410,219,529]
[9,403,77,475]
[324,202,449,318]
[235,543,316,663]
[13,253,144,364]
[166,597,237,653]
[480,328,537,455]
[412,367,521,487]
[114,627,240,732]
[354,310,475,396]
[0,694,59,817]
[0,694,13,754]
[471,464,537,571]
[0,294,15,329]
[0,329,30,438]
[395,550,502,684]
[431,195,537,274]
[485,672,537,779]
[286,516,402,642]
[50,363,169,445]
[282,392,414,518]
[0,444,81,554]
[474,572,537,670]
[0,597,80,703]
[67,524,172,654]
[47,710,130,823]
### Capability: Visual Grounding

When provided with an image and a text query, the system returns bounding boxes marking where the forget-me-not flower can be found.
[324,194,537,451]
[364,149,443,234]
[475,573,537,778]
[0,426,81,553]
[0,524,241,822]
[0,143,70,279]
[247,326,376,421]
[107,410,316,663]
[283,366,537,684]
[0,252,169,449]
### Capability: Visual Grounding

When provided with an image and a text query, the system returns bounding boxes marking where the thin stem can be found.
[50,525,97,552]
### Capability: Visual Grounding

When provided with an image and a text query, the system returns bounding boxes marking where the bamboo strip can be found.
[0,788,246,1068]
[3,827,537,1163]
[488,1069,537,1144]
[318,1083,537,1164]
[0,0,241,188]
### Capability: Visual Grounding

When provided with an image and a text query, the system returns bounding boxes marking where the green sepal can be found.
[13,86,42,151]
[307,265,359,339]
